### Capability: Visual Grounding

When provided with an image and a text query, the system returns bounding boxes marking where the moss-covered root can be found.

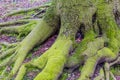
[78,47,116,80]
[2,19,56,79]
[0,47,16,59]
[34,38,72,80]
[15,37,72,80]
[66,31,104,68]
[15,51,49,80]
[0,20,40,37]
[0,44,19,68]
[66,31,96,67]
[0,19,39,36]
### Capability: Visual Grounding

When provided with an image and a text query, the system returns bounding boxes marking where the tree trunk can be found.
[0,0,120,80]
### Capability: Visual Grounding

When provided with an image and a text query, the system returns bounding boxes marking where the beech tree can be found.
[0,0,120,80]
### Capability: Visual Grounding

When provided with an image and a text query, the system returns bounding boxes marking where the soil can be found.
[0,35,17,43]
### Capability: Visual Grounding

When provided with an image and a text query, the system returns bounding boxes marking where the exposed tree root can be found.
[16,37,72,80]
[78,1,120,80]
[79,47,116,80]
[0,18,58,79]
[66,30,96,67]
[0,19,40,37]
[0,47,17,60]
[1,0,120,80]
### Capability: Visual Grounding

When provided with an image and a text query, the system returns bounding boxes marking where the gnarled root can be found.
[79,47,116,80]
[78,1,120,80]
[1,0,120,80]
[0,19,57,79]
[16,37,73,80]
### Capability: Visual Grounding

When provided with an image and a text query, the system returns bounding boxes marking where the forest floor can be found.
[0,34,119,80]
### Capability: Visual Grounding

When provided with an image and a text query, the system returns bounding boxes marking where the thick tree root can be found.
[66,30,96,67]
[15,52,48,80]
[34,38,72,80]
[78,47,116,80]
[15,37,73,80]
[0,19,57,79]
[77,1,120,80]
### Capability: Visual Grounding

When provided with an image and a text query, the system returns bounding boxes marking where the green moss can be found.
[15,51,48,80]
[0,47,16,60]
[0,19,38,38]
[66,30,96,67]
[78,47,116,80]
[2,19,57,79]
[97,0,120,54]
[18,21,37,37]
[15,37,73,80]
[34,38,72,80]
[83,37,104,57]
